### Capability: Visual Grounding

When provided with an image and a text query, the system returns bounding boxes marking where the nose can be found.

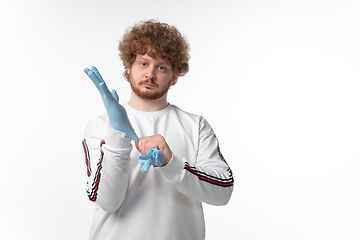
[145,66,156,80]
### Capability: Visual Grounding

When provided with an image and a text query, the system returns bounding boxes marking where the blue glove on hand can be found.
[138,148,164,173]
[84,66,139,143]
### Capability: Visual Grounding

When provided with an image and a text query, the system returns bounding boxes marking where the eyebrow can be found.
[137,56,171,66]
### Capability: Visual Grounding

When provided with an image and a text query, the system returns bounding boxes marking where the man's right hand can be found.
[84,66,139,143]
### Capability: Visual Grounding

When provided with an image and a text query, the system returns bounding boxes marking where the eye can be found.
[140,62,147,67]
[158,66,165,71]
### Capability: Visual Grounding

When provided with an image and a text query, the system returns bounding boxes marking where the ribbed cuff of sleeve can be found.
[156,155,185,181]
[105,126,132,149]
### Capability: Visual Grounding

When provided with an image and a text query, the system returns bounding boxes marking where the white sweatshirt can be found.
[82,103,234,240]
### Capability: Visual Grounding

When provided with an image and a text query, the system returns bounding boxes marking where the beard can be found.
[129,75,172,101]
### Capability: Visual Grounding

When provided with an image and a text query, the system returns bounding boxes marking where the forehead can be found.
[136,54,171,66]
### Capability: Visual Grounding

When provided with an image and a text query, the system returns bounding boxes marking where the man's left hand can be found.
[135,134,172,166]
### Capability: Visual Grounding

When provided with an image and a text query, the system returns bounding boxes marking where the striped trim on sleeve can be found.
[82,139,92,177]
[86,139,106,202]
[218,147,234,178]
[184,161,234,188]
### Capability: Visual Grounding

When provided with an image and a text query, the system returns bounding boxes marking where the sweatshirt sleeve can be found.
[156,117,234,206]
[81,115,133,212]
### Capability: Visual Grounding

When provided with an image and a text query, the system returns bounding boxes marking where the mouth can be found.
[141,82,156,89]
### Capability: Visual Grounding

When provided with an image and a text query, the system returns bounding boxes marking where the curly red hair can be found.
[118,20,190,85]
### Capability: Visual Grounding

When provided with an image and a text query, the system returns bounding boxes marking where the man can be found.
[82,20,234,240]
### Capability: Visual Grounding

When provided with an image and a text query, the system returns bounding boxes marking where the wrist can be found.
[105,126,132,149]
[162,151,173,166]
[163,152,173,166]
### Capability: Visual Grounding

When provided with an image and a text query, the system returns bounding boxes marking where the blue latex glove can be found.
[84,66,139,143]
[111,89,119,102]
[138,148,164,173]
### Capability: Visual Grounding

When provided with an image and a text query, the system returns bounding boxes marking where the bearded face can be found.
[129,74,173,101]
[127,54,175,101]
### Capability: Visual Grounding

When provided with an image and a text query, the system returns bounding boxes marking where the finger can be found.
[140,137,151,155]
[111,89,119,103]
[84,67,102,86]
[140,139,150,155]
[99,82,108,91]
[91,66,104,81]
[139,140,146,155]
[135,141,140,152]
[84,67,91,74]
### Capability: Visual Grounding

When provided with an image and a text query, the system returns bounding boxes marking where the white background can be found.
[1,0,360,239]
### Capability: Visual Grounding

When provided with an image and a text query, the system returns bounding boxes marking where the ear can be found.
[171,76,177,85]
[127,67,131,75]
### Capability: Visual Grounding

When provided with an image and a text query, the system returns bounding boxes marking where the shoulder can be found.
[84,113,109,138]
[170,105,204,123]
[170,105,212,132]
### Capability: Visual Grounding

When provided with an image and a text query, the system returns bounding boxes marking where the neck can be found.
[128,90,169,112]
